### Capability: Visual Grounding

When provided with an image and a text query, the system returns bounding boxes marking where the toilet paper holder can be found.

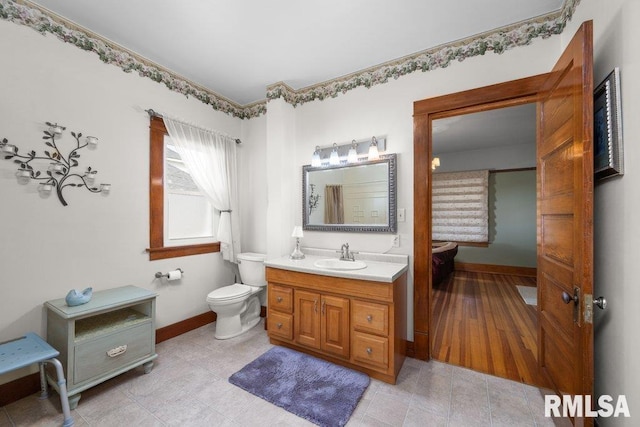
[155,268,184,279]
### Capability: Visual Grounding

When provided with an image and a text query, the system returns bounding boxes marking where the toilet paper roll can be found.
[167,269,182,281]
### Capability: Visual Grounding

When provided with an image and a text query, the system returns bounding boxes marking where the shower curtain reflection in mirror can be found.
[324,185,344,224]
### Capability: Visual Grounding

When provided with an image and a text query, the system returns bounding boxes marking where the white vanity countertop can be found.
[264,248,409,283]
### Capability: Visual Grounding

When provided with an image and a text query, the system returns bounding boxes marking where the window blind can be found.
[432,170,489,243]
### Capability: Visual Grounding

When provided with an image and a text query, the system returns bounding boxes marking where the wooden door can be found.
[295,290,321,349]
[321,295,350,358]
[537,20,594,424]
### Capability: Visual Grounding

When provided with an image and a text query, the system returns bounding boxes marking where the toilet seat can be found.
[206,283,251,303]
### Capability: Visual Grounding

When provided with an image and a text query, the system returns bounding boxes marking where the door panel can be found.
[295,290,321,349]
[537,20,593,426]
[321,295,350,358]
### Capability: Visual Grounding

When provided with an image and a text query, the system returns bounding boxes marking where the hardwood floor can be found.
[432,270,552,388]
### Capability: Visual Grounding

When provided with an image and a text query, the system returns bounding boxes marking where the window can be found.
[148,116,220,260]
[432,170,489,244]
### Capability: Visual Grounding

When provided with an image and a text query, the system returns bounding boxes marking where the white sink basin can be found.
[313,259,367,270]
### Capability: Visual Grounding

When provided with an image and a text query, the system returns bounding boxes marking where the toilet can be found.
[206,252,267,339]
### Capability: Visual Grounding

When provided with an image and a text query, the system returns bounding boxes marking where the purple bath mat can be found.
[229,346,370,427]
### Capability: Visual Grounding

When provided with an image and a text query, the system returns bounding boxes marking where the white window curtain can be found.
[432,170,489,243]
[162,114,241,262]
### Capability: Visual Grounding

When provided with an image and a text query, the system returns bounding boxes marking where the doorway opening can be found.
[411,73,550,374]
[428,105,550,387]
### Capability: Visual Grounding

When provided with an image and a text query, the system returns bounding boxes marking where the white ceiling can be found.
[30,0,564,105]
[433,103,537,154]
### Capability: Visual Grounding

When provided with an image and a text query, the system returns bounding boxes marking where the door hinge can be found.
[584,293,593,324]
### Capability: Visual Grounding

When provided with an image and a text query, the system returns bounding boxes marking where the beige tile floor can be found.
[0,320,566,426]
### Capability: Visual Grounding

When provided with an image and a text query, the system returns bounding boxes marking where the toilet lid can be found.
[207,283,252,302]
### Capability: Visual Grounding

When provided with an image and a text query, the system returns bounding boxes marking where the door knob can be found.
[562,290,578,304]
[593,296,607,310]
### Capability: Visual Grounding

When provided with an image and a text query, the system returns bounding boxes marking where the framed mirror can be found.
[302,154,397,233]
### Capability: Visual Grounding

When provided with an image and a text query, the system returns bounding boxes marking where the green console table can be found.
[45,285,157,409]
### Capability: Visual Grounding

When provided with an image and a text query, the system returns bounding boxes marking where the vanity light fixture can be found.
[310,137,387,167]
[0,121,110,206]
[290,226,305,260]
[432,157,441,170]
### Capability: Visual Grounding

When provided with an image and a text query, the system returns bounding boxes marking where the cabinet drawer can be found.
[352,332,389,371]
[74,322,153,384]
[269,285,293,313]
[352,300,389,336]
[268,311,293,340]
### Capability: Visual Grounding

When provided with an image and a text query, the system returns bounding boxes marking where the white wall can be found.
[562,1,640,424]
[0,22,242,382]
[238,114,267,254]
[456,170,537,267]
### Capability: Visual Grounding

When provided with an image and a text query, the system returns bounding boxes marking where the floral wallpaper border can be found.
[2,0,579,118]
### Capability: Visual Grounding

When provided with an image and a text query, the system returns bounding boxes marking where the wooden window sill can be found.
[147,242,221,260]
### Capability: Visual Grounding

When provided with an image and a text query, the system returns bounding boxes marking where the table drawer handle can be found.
[366,347,373,355]
[276,322,283,329]
[367,315,373,323]
[106,345,127,358]
[277,296,283,303]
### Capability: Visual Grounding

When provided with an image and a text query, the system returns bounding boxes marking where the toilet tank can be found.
[237,252,267,287]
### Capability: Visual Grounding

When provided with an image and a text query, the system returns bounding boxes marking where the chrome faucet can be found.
[337,243,357,261]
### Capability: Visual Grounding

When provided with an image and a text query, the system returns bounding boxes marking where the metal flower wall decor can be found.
[1,122,110,206]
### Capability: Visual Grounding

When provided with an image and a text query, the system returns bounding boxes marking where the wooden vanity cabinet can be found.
[266,267,407,384]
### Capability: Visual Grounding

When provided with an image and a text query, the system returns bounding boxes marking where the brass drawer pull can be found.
[106,345,127,358]
[277,296,283,303]
[367,315,373,323]
[366,347,373,355]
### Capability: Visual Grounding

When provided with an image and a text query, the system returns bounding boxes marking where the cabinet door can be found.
[295,290,321,349]
[321,295,350,359]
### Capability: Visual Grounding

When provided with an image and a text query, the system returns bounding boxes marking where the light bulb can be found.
[329,143,339,165]
[347,140,358,163]
[368,136,379,160]
[311,146,321,167]
[432,157,440,170]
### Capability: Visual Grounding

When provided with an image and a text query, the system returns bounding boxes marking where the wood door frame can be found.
[412,73,550,360]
